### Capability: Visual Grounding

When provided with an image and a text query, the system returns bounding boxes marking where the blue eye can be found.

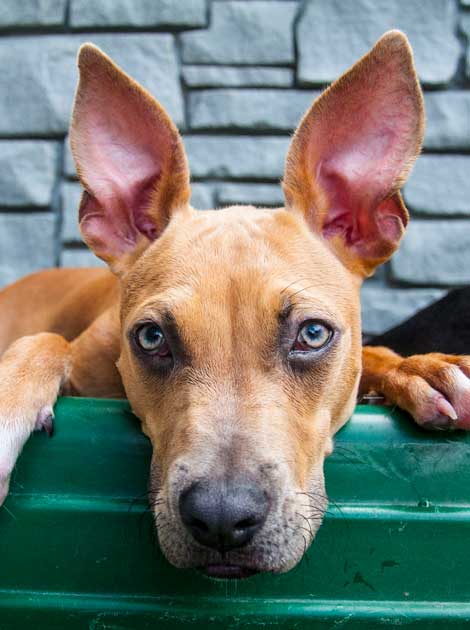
[294,321,332,351]
[136,323,170,356]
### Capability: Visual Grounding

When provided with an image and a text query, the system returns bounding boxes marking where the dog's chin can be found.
[198,564,261,580]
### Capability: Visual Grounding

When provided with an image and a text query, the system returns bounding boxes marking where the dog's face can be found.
[70,31,424,577]
[118,206,361,575]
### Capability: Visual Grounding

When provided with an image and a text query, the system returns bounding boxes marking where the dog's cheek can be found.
[116,352,155,418]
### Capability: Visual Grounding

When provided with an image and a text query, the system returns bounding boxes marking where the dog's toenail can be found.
[35,407,55,437]
[43,415,54,437]
[435,396,457,421]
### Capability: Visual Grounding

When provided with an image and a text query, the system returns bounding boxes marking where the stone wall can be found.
[1,0,469,334]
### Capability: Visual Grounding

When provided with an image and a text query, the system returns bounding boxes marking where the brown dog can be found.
[1,31,469,579]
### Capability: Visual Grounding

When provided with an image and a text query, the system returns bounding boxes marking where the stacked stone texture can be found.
[0,0,469,335]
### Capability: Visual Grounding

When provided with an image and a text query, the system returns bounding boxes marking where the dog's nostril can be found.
[179,478,270,553]
[235,517,257,530]
[190,517,209,533]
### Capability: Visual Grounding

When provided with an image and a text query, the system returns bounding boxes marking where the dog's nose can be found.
[179,478,269,552]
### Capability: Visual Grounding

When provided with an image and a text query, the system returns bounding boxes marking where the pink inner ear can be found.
[78,192,134,258]
[80,109,164,249]
[319,164,406,260]
[72,46,191,268]
[71,51,181,259]
[315,98,413,254]
[319,127,398,240]
[78,174,160,261]
[283,32,423,273]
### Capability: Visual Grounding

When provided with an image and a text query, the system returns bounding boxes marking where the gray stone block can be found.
[217,183,284,207]
[0,0,66,27]
[361,286,445,335]
[184,136,290,180]
[61,248,105,268]
[0,212,56,288]
[182,66,293,88]
[0,34,183,137]
[405,156,470,216]
[61,182,83,242]
[0,141,58,207]
[190,183,215,210]
[181,1,298,65]
[297,0,459,86]
[424,92,470,150]
[391,220,470,285]
[70,0,207,28]
[189,89,317,131]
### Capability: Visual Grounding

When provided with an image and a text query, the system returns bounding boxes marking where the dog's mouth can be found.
[198,563,260,580]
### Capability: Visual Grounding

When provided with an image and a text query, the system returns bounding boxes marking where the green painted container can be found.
[1,398,470,628]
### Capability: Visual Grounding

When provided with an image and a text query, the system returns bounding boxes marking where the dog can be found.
[1,30,470,579]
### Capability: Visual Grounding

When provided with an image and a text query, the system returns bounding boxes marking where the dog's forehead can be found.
[123,205,357,322]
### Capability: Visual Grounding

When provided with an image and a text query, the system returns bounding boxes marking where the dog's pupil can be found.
[147,327,161,342]
[300,323,329,348]
[308,325,322,338]
[143,326,163,347]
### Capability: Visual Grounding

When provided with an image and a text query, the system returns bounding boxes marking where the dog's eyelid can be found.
[281,308,342,335]
[127,317,163,340]
[279,298,334,323]
[128,307,176,332]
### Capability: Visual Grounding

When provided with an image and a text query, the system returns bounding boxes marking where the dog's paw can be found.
[0,333,71,506]
[0,404,55,505]
[384,353,470,430]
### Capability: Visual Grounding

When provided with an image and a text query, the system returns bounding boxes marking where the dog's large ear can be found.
[283,30,424,277]
[70,44,191,275]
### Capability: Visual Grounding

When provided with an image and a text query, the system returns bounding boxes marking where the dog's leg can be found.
[0,333,72,503]
[0,308,122,505]
[361,345,470,430]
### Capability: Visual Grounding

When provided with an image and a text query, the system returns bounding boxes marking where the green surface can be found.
[1,398,470,628]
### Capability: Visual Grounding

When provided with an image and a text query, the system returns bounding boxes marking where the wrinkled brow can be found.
[277,290,341,327]
[130,285,195,319]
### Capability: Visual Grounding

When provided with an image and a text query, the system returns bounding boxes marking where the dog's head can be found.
[70,31,424,578]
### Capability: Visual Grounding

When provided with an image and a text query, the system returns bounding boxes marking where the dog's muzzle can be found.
[178,476,270,578]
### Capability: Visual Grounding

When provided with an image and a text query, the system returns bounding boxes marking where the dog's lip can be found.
[199,564,260,580]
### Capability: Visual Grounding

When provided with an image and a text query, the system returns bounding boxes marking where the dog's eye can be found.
[135,323,170,356]
[293,321,333,352]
